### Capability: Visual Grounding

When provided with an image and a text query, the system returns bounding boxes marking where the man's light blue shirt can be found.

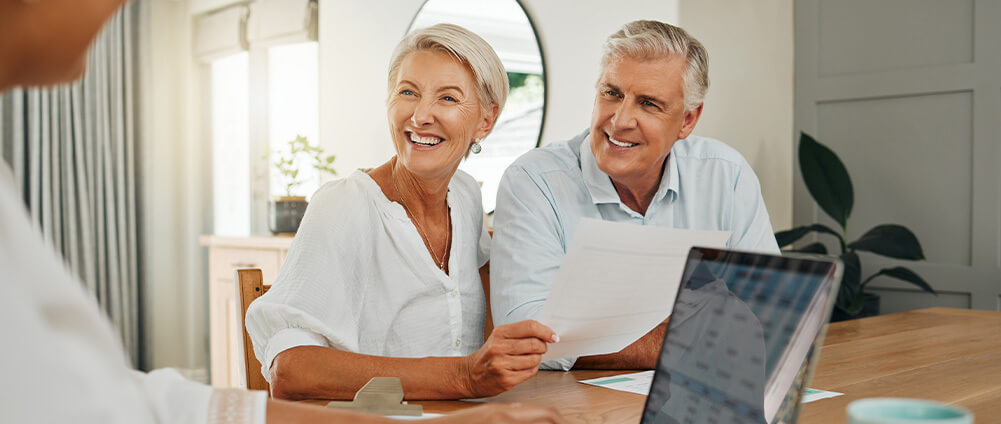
[490,130,780,370]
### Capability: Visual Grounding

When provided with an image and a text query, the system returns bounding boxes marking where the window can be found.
[198,0,319,235]
[210,52,251,236]
[267,42,320,200]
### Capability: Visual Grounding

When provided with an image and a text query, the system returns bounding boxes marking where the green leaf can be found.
[861,266,936,294]
[774,223,846,252]
[836,251,861,312]
[325,155,336,163]
[848,224,925,260]
[793,242,828,254]
[799,132,854,230]
[775,226,811,246]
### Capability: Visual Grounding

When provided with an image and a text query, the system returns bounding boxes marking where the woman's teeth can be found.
[410,133,443,146]
[609,136,638,147]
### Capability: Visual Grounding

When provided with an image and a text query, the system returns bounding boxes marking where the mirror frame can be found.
[406,0,548,148]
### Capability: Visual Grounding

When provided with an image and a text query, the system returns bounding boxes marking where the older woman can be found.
[246,24,557,402]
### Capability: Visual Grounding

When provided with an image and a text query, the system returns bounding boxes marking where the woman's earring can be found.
[470,139,482,154]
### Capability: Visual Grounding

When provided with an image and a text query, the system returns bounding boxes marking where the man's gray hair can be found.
[601,20,709,111]
[388,23,508,115]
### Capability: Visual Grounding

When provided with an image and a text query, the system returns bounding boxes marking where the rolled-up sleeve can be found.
[245,182,365,381]
[491,165,577,370]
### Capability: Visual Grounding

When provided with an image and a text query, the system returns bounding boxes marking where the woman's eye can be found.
[443,95,457,102]
[400,89,415,96]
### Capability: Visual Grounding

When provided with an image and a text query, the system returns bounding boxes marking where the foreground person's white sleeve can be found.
[0,163,266,424]
[137,369,268,424]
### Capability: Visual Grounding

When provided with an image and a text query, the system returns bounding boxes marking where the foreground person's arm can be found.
[267,398,565,424]
[269,320,558,401]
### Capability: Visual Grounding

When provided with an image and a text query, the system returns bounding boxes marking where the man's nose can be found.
[610,101,638,130]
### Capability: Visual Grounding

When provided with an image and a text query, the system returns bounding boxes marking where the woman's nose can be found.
[411,99,434,126]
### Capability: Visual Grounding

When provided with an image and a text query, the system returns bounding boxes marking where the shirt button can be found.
[449,289,459,298]
[455,339,461,347]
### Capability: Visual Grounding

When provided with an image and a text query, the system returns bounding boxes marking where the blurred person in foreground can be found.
[0,1,563,423]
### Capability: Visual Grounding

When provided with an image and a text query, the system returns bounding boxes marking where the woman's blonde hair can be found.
[388,23,508,116]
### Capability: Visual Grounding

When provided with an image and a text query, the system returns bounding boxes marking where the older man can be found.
[490,20,779,371]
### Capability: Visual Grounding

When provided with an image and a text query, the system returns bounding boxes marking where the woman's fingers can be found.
[502,354,543,371]
[506,337,547,355]
[494,320,557,343]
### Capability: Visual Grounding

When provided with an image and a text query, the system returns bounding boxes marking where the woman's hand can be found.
[460,320,557,397]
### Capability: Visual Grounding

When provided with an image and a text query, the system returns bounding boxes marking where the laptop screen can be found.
[641,247,840,424]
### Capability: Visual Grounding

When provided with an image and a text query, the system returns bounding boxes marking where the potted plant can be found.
[266,134,337,234]
[776,132,935,321]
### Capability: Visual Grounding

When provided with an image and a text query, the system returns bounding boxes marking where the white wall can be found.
[318,0,792,230]
[678,0,794,230]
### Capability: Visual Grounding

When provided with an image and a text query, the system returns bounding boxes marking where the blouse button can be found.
[455,339,461,347]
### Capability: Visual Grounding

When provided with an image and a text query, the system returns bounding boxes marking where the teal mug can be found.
[848,398,972,424]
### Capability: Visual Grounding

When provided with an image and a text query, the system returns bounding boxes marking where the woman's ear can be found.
[474,102,501,140]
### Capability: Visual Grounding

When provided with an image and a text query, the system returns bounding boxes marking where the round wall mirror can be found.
[408,0,546,213]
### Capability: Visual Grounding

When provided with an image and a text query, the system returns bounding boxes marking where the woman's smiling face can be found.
[387,49,495,180]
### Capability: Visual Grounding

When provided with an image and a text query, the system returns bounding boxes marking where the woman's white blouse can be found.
[246,170,490,381]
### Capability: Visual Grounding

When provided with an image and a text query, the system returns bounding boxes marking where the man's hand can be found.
[461,320,558,397]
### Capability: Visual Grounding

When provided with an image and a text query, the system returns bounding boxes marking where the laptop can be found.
[641,247,842,424]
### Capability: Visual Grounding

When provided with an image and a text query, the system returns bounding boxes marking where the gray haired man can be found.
[490,20,779,371]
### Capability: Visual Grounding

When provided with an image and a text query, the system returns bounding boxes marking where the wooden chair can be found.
[236,268,271,392]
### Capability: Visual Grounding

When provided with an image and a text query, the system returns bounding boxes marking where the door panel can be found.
[795,0,1001,312]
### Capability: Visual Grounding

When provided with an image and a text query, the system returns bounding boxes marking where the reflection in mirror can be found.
[409,0,545,213]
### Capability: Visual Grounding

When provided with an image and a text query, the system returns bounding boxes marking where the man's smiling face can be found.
[590,54,702,189]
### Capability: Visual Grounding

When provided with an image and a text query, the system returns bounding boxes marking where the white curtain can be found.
[0,4,141,366]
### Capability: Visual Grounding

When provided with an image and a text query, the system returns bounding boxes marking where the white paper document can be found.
[579,371,655,395]
[538,218,730,362]
[801,388,844,403]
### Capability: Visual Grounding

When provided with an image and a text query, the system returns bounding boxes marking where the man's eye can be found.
[605,90,620,98]
[642,100,657,107]
[400,89,415,96]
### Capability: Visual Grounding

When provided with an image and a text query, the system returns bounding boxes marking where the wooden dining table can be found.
[317,308,1001,423]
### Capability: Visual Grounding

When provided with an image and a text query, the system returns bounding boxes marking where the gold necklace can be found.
[392,171,451,271]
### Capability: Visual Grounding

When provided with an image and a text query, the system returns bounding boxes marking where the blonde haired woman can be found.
[247,24,557,402]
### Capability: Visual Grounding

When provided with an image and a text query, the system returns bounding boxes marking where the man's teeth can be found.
[609,136,638,147]
[410,133,443,146]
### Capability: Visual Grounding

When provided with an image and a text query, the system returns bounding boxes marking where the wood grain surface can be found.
[306,308,1001,423]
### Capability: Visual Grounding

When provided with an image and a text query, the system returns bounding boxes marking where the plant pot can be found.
[269,196,308,235]
[830,293,881,322]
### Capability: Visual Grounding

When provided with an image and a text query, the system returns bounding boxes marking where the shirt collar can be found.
[579,132,681,206]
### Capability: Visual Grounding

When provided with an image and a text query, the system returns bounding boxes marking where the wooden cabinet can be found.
[199,235,292,388]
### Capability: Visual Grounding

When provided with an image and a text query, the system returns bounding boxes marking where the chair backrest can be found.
[236,268,271,393]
